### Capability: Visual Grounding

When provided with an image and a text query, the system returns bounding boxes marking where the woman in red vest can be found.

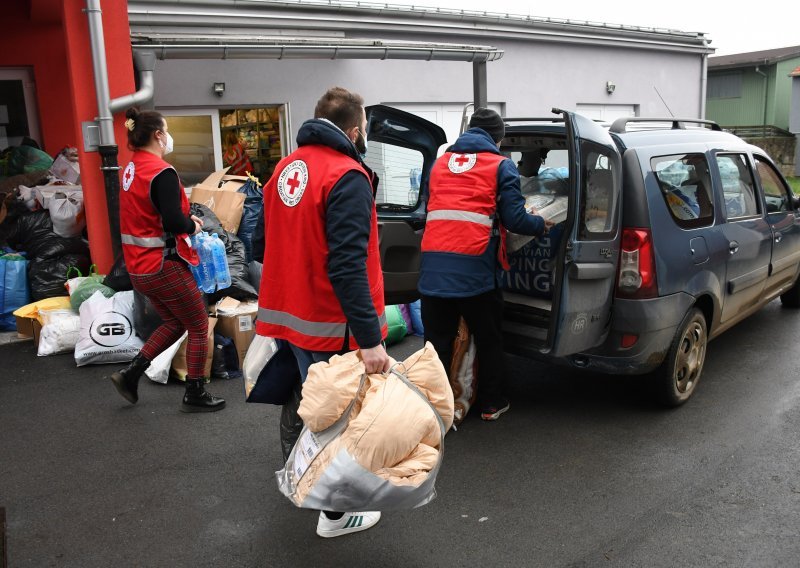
[108,107,225,413]
[223,130,253,176]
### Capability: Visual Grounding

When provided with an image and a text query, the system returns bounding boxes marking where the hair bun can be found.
[125,107,140,120]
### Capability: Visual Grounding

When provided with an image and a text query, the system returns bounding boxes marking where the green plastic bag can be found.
[69,279,115,311]
[385,304,408,346]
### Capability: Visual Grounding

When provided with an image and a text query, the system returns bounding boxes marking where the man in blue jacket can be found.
[419,108,553,421]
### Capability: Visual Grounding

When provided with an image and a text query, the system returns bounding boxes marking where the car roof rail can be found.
[609,117,722,133]
[504,117,565,124]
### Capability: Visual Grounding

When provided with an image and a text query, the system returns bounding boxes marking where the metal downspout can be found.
[755,65,769,129]
[110,51,156,113]
[85,0,156,258]
[699,39,709,118]
[473,61,488,109]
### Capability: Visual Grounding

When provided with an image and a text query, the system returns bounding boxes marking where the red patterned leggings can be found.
[130,260,208,378]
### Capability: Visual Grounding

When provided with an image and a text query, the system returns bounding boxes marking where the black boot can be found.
[109,353,150,404]
[181,378,226,413]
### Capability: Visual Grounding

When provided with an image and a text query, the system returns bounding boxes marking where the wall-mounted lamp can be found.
[606,81,616,94]
[213,82,226,97]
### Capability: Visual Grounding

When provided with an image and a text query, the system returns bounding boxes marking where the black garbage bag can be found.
[28,253,91,300]
[4,210,88,260]
[190,203,258,301]
[5,210,54,252]
[103,254,132,292]
[236,177,263,264]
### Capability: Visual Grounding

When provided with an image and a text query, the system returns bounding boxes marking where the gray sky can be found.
[381,0,798,56]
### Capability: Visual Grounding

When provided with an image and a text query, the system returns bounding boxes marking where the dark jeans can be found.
[421,288,506,406]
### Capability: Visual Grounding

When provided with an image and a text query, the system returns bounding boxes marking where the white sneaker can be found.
[316,511,381,538]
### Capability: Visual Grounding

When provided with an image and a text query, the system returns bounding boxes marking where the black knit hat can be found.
[469,107,505,142]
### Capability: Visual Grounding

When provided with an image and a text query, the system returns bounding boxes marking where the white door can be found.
[159,108,222,188]
[575,104,636,122]
[0,67,41,149]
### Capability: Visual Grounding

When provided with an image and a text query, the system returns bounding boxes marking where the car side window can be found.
[717,154,759,219]
[579,143,618,240]
[754,155,792,213]
[652,153,714,229]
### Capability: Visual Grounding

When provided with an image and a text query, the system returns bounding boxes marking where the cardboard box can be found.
[189,167,247,233]
[14,315,42,347]
[213,298,258,367]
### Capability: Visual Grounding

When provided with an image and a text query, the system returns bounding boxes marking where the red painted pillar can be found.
[61,0,135,273]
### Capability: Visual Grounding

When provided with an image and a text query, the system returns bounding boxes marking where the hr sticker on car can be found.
[448,153,477,174]
[571,313,588,335]
[277,159,309,207]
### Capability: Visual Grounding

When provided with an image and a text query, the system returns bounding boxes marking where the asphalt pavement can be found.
[2,299,800,567]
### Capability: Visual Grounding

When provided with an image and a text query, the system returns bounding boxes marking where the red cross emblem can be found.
[285,170,302,196]
[448,153,476,174]
[277,159,309,207]
[122,162,135,191]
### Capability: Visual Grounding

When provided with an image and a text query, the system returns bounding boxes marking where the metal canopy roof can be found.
[128,0,713,55]
[130,35,504,62]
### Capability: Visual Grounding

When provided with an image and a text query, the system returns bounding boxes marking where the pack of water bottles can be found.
[189,232,232,293]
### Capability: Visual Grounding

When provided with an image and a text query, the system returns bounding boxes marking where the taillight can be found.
[617,228,657,299]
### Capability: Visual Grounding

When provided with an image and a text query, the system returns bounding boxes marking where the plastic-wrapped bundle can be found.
[190,203,257,301]
[37,308,81,356]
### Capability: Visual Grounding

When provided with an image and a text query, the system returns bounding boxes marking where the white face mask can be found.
[356,128,368,157]
[160,132,174,155]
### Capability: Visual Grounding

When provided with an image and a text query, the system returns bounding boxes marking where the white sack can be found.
[75,290,144,367]
[37,308,81,357]
[48,191,85,238]
[145,332,186,384]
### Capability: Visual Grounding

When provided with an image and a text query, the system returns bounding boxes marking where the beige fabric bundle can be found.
[288,342,454,507]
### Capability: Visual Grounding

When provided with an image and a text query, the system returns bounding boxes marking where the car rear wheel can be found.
[654,307,707,407]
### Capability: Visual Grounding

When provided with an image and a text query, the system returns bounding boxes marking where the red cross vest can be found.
[224,142,253,176]
[119,151,199,276]
[255,144,387,351]
[422,151,510,270]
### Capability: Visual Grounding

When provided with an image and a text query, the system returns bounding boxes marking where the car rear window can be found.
[651,154,714,229]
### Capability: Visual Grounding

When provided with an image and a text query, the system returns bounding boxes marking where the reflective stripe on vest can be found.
[426,209,494,227]
[258,307,387,338]
[120,234,166,247]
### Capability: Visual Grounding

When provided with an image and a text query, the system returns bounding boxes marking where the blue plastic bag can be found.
[0,254,30,331]
[408,299,424,337]
[236,176,264,263]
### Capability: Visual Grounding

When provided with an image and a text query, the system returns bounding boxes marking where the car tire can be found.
[779,279,800,308]
[654,307,707,407]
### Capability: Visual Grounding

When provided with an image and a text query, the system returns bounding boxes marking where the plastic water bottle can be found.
[210,233,231,291]
[191,232,216,293]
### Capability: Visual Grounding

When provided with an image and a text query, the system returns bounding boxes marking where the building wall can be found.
[706,56,800,131]
[707,67,770,127]
[0,2,74,154]
[775,57,800,130]
[151,36,704,147]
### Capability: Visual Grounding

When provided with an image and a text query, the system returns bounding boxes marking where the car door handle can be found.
[775,233,783,244]
[729,241,739,255]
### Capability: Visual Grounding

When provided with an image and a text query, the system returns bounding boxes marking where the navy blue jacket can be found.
[418,127,545,297]
[254,119,382,349]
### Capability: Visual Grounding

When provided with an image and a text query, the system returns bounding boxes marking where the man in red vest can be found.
[420,108,554,421]
[255,87,389,538]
